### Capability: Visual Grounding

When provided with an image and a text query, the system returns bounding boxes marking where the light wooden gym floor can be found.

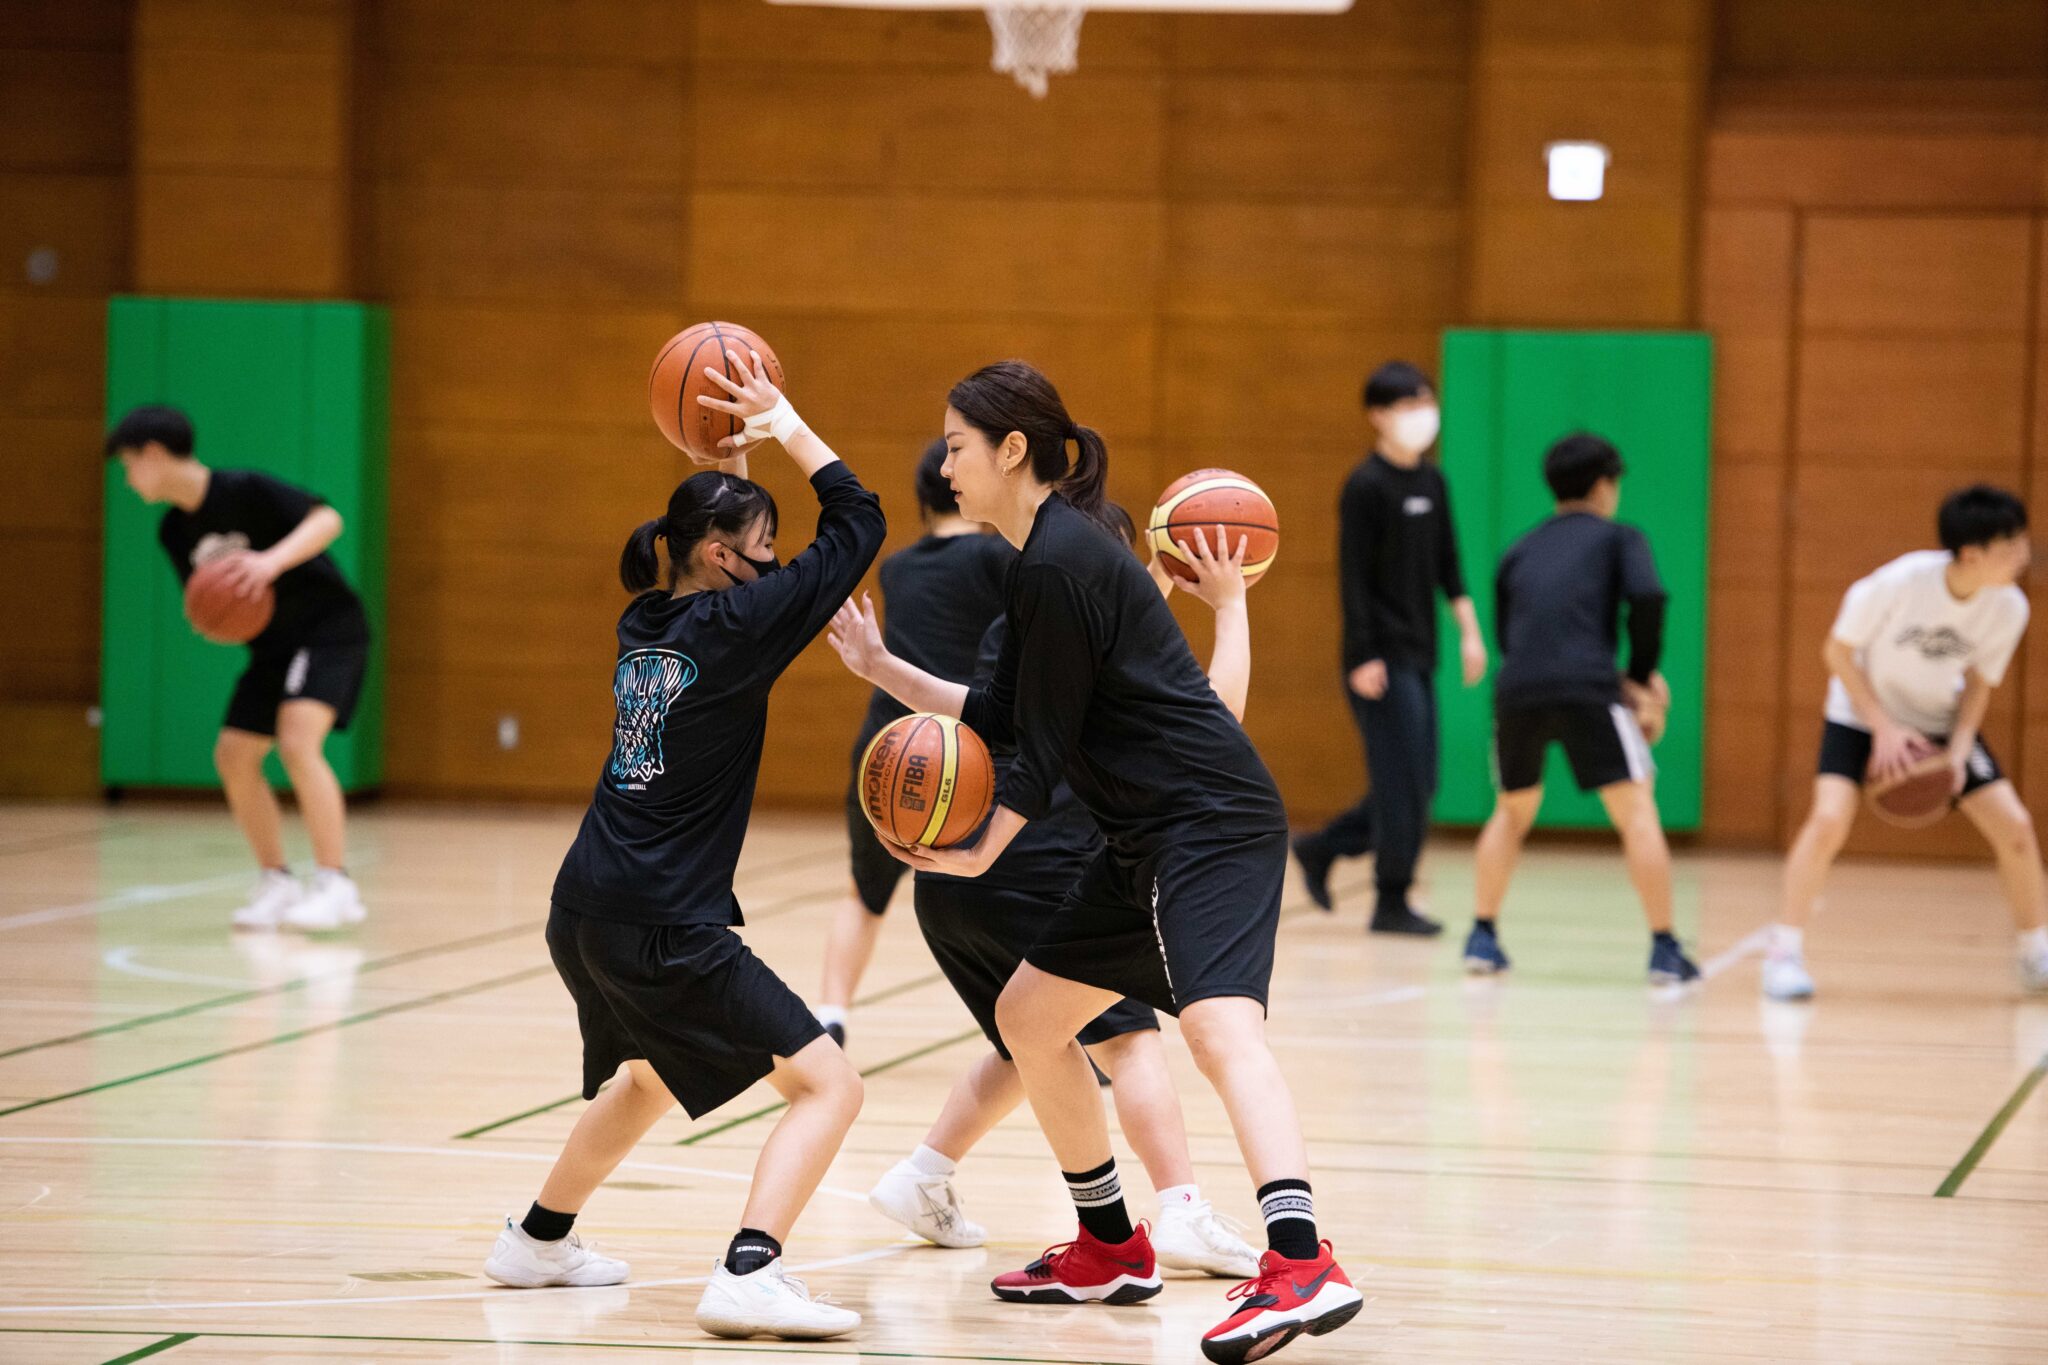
[0,801,2043,1363]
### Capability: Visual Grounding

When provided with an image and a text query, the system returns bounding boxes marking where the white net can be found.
[985,5,1084,98]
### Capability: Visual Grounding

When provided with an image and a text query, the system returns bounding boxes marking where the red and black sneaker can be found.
[1200,1241,1362,1364]
[990,1223,1162,1305]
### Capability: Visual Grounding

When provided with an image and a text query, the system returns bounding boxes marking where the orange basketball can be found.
[859,714,994,850]
[183,556,274,645]
[1148,468,1279,587]
[1867,751,1954,829]
[649,321,785,462]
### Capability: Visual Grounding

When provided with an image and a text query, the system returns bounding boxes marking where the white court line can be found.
[0,872,250,932]
[1280,983,1428,1016]
[0,1135,903,1316]
[102,945,252,990]
[1700,926,1772,982]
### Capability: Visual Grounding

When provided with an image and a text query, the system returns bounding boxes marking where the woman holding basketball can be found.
[845,510,1260,1281]
[482,349,884,1344]
[832,360,1360,1364]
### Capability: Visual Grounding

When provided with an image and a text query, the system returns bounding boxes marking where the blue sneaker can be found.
[1648,934,1700,985]
[1462,922,1510,974]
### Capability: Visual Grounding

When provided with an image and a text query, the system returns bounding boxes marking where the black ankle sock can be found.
[1475,916,1497,930]
[520,1201,576,1242]
[1652,929,1677,945]
[1063,1157,1136,1244]
[725,1227,782,1275]
[1257,1178,1318,1261]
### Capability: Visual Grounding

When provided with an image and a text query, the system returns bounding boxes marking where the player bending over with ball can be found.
[108,404,372,933]
[1763,485,2047,1001]
[483,351,884,1342]
[1461,434,1698,985]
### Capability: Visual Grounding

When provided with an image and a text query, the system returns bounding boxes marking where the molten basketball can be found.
[1148,468,1279,587]
[859,714,994,850]
[649,321,785,462]
[1867,751,1954,829]
[183,556,274,645]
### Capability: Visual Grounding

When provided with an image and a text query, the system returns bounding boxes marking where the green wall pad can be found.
[1435,329,1711,831]
[102,297,389,792]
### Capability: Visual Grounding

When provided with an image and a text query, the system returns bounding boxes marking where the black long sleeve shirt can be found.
[1492,510,1667,708]
[553,462,886,925]
[1338,453,1468,673]
[960,495,1286,849]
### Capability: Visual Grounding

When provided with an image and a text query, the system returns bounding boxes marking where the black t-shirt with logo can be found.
[155,468,369,651]
[1337,452,1467,673]
[553,462,887,926]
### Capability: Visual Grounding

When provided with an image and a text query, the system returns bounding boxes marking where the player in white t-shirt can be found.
[1764,486,2047,1000]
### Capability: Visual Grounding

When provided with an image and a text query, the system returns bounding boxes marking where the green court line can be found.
[0,965,555,1120]
[1935,1050,2048,1197]
[677,1027,983,1147]
[456,969,949,1141]
[98,1333,195,1365]
[0,1326,1143,1365]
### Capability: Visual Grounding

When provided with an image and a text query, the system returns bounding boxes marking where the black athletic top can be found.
[852,532,1014,749]
[156,468,369,651]
[1338,453,1467,673]
[921,617,1101,894]
[553,462,886,925]
[961,494,1287,849]
[1492,511,1666,708]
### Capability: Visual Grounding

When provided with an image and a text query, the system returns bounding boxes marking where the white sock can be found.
[313,866,349,886]
[816,1005,847,1029]
[1769,924,1803,958]
[1156,1183,1202,1211]
[906,1143,955,1177]
[2019,927,2048,959]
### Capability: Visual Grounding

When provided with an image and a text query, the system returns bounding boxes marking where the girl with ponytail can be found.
[829,359,1362,1363]
[484,348,885,1344]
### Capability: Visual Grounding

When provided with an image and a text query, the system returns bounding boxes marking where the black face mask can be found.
[719,549,780,587]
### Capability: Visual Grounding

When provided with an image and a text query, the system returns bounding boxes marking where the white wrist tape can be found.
[743,395,809,446]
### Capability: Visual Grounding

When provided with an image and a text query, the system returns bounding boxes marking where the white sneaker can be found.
[483,1217,629,1288]
[284,869,366,932]
[1151,1197,1258,1279]
[1761,953,1815,1001]
[2019,949,2048,994]
[867,1160,986,1248]
[232,869,302,931]
[695,1258,860,1340]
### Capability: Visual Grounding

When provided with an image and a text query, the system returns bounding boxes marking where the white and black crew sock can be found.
[1257,1178,1317,1260]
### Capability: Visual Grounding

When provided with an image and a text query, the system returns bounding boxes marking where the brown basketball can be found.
[1867,751,1954,829]
[1148,468,1280,587]
[649,321,785,462]
[859,713,995,850]
[183,556,274,645]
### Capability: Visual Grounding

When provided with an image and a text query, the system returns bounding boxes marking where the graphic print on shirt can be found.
[1401,495,1434,516]
[608,648,698,789]
[191,531,251,569]
[1896,625,1972,662]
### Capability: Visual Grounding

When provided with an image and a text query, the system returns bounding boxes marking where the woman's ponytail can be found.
[947,360,1122,537]
[1060,424,1110,527]
[619,518,666,594]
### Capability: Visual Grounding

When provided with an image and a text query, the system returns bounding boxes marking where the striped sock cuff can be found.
[1257,1178,1314,1227]
[1063,1158,1124,1209]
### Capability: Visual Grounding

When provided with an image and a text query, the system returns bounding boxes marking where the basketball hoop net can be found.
[985,5,1084,98]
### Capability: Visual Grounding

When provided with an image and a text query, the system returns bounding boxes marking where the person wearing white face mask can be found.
[1293,361,1487,933]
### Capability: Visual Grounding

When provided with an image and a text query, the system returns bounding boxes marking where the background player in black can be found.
[483,351,883,1342]
[845,510,1258,1279]
[108,404,373,934]
[1292,361,1487,935]
[833,361,1361,1364]
[1463,433,1699,985]
[819,439,1010,1049]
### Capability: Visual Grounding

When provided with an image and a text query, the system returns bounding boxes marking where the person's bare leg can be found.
[536,1060,677,1214]
[1777,777,1860,932]
[993,964,1122,1173]
[1091,1030,1195,1191]
[736,1035,865,1242]
[275,700,345,869]
[1473,788,1542,924]
[1176,996,1308,1188]
[1598,780,1674,933]
[1960,781,2048,934]
[819,886,885,1014]
[214,728,286,868]
[922,1049,1026,1162]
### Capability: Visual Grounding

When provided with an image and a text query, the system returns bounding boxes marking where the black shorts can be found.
[1493,700,1653,793]
[225,640,369,736]
[546,905,826,1119]
[1024,828,1286,1017]
[915,880,1157,1061]
[1816,720,2003,796]
[844,784,907,915]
